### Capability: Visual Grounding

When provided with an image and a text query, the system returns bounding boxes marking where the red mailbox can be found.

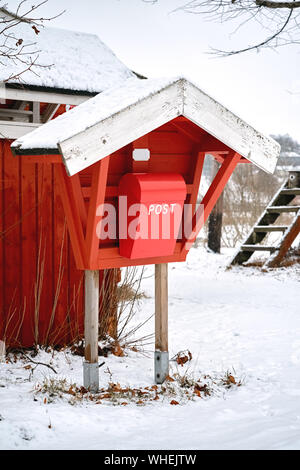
[118,173,187,259]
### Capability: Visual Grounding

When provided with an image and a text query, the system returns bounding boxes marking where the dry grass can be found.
[33,367,243,407]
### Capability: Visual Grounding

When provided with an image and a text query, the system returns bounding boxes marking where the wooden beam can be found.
[198,134,231,153]
[170,120,203,144]
[56,164,86,269]
[1,87,90,105]
[0,108,33,118]
[85,156,110,268]
[31,102,40,124]
[83,270,99,392]
[267,213,300,267]
[81,184,194,199]
[155,263,169,384]
[42,104,60,123]
[0,120,40,139]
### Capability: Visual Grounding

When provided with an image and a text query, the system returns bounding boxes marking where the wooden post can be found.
[154,263,169,384]
[83,270,99,392]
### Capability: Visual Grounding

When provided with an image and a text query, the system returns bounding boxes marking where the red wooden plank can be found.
[0,141,4,342]
[22,155,61,164]
[56,163,86,269]
[36,163,54,344]
[85,156,110,268]
[49,165,69,345]
[20,159,37,346]
[2,141,22,347]
[70,173,87,233]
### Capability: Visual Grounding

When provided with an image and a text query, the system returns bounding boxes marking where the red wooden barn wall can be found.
[0,139,85,348]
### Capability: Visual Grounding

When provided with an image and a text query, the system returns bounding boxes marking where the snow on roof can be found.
[0,21,135,93]
[12,76,281,176]
[12,76,174,149]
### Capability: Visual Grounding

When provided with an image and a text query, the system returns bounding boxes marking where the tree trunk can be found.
[208,158,224,253]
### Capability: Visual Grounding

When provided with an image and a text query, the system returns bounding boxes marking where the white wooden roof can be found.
[12,77,281,176]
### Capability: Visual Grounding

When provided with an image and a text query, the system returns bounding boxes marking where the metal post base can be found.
[154,350,169,384]
[83,361,99,392]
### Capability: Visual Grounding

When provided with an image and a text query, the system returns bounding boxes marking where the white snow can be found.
[0,24,135,92]
[11,76,280,179]
[11,76,178,151]
[1,246,300,450]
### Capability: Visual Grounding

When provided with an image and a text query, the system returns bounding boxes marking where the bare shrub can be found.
[221,165,285,248]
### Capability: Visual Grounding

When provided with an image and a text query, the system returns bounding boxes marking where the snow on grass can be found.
[0,247,300,450]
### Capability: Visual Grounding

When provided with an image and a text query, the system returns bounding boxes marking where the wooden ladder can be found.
[230,172,300,267]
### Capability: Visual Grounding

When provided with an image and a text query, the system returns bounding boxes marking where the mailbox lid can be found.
[118,173,186,202]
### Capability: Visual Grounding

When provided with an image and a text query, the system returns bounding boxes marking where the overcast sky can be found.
[13,0,300,142]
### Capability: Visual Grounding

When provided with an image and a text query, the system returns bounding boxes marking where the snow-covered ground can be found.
[1,246,300,450]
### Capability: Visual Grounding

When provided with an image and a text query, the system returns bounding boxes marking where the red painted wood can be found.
[21,158,37,346]
[56,163,86,269]
[37,163,54,344]
[0,140,4,343]
[85,157,110,268]
[2,141,22,346]
[0,142,94,347]
[51,166,69,346]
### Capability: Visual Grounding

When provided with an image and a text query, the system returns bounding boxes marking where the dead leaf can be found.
[176,355,188,366]
[112,343,124,357]
[170,400,179,405]
[24,364,31,370]
[165,375,175,382]
[111,383,122,392]
[121,402,128,406]
[175,350,192,367]
[43,397,47,404]
[32,25,40,35]
[16,38,23,46]
[228,375,236,385]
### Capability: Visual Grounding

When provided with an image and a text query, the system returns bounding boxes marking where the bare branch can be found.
[158,0,300,55]
[0,1,64,82]
[212,4,294,55]
[256,1,300,8]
